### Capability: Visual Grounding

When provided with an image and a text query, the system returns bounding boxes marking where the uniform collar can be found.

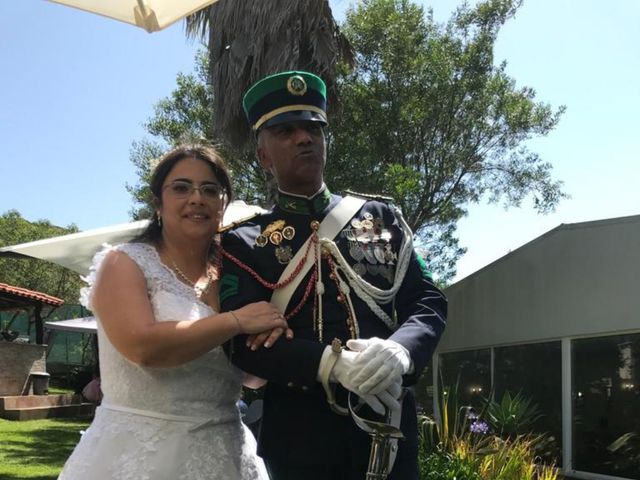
[276,184,332,215]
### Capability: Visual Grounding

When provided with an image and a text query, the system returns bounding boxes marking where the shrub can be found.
[418,382,559,479]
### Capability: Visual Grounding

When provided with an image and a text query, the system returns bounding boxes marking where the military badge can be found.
[287,75,307,96]
[264,220,285,235]
[275,246,293,264]
[384,244,397,264]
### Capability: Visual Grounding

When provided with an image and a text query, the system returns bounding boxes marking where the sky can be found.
[1,0,638,282]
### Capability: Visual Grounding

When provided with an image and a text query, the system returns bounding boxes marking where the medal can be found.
[362,244,377,264]
[342,229,356,241]
[256,219,286,247]
[282,225,296,240]
[255,234,268,247]
[354,262,367,276]
[373,244,386,264]
[269,231,283,245]
[361,219,374,230]
[349,242,365,262]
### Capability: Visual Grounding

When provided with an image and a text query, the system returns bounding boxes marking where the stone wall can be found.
[0,342,46,395]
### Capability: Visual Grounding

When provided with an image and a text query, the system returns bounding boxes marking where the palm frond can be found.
[186,0,354,147]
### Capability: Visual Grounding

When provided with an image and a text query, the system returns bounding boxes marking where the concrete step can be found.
[1,402,95,421]
[0,394,84,409]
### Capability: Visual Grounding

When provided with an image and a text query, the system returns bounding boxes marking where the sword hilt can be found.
[348,391,405,480]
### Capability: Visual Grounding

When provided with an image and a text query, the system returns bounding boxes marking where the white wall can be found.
[439,215,640,352]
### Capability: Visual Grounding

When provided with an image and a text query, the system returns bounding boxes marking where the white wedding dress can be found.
[59,243,268,480]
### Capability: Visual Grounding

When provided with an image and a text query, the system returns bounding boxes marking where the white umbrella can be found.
[45,316,98,334]
[47,0,219,33]
[0,201,264,276]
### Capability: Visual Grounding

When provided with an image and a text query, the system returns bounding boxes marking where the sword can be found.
[348,391,406,480]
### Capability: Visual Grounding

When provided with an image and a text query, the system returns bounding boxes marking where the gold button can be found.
[287,382,294,388]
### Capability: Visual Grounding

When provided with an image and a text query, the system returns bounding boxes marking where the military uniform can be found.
[220,187,447,479]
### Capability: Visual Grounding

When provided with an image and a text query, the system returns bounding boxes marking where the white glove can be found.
[318,347,400,414]
[347,337,412,396]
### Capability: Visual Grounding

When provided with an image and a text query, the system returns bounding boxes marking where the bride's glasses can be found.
[164,180,224,200]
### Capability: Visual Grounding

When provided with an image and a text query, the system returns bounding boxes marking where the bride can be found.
[59,145,288,479]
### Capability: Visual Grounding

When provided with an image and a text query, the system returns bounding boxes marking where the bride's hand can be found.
[231,301,287,334]
[246,326,294,351]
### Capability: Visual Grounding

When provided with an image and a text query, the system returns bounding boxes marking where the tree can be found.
[185,0,354,147]
[126,52,270,220]
[0,210,84,333]
[326,0,566,280]
[130,0,565,282]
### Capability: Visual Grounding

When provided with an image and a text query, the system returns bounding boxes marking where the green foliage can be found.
[607,432,640,476]
[418,381,558,479]
[483,390,543,438]
[419,378,478,455]
[0,210,83,309]
[475,435,559,480]
[328,0,566,281]
[420,450,481,480]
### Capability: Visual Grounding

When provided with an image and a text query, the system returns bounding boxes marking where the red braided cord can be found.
[220,236,316,290]
[285,265,318,321]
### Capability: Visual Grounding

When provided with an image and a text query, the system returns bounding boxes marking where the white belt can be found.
[99,402,235,432]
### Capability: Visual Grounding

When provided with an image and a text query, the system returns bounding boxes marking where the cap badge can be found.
[287,75,307,96]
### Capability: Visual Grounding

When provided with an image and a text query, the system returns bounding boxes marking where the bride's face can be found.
[158,157,224,243]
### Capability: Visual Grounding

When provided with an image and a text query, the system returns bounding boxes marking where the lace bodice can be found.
[81,243,244,421]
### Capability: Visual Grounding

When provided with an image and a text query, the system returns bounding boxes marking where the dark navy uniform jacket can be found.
[220,188,447,477]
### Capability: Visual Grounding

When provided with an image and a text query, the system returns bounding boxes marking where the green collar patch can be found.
[415,254,434,281]
[277,188,332,215]
[219,274,240,303]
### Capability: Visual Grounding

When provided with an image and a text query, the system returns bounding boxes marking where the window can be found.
[494,342,562,464]
[415,364,434,415]
[573,334,640,479]
[439,349,491,409]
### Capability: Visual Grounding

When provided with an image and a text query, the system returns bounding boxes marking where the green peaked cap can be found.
[242,71,328,131]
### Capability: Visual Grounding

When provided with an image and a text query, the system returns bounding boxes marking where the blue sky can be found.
[1,0,638,281]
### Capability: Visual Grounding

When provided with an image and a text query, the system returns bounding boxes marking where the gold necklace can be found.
[170,258,214,298]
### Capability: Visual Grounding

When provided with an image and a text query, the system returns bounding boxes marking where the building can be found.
[0,283,63,397]
[434,214,640,480]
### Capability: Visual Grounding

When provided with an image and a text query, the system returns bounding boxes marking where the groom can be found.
[220,71,447,479]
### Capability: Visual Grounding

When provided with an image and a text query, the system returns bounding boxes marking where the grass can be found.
[0,417,90,479]
[46,386,74,395]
